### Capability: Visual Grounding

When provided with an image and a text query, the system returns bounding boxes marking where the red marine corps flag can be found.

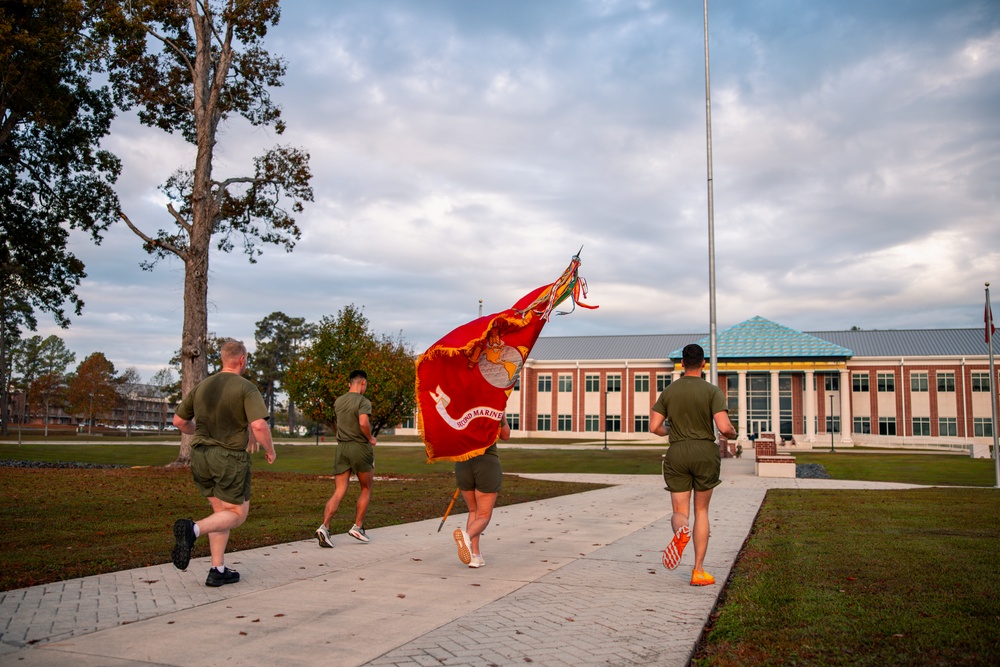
[416,253,596,462]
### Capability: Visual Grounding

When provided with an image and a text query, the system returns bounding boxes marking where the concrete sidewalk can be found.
[0,459,922,667]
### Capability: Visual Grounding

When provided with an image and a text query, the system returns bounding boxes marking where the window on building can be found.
[878,416,897,435]
[634,415,649,432]
[825,416,840,433]
[972,372,991,392]
[634,373,649,393]
[536,414,551,431]
[910,372,929,392]
[585,374,600,392]
[853,373,869,392]
[508,414,520,431]
[537,374,552,392]
[512,376,520,391]
[400,416,415,429]
[584,414,600,432]
[605,415,621,432]
[938,417,957,437]
[824,374,839,391]
[557,414,572,431]
[726,375,739,416]
[912,417,931,436]
[853,416,871,434]
[656,373,672,392]
[877,372,895,392]
[606,374,621,392]
[974,418,994,438]
[937,372,955,392]
[558,374,573,393]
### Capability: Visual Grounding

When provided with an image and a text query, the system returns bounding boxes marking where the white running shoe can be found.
[316,525,334,548]
[348,524,370,543]
[453,528,472,564]
[469,554,486,568]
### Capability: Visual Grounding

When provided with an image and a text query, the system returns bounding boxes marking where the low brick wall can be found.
[755,455,796,478]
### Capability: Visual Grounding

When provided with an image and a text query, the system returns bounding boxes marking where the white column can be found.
[840,368,853,444]
[770,369,781,435]
[738,370,748,443]
[805,370,816,442]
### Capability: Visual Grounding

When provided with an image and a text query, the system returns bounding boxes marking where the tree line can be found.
[3,333,175,436]
[2,1,314,464]
[1,306,416,442]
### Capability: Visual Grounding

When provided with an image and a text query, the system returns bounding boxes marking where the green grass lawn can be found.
[0,466,603,591]
[3,441,998,664]
[693,488,1000,666]
[0,442,667,475]
[795,452,996,487]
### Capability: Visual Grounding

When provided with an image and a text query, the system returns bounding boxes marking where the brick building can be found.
[404,316,998,448]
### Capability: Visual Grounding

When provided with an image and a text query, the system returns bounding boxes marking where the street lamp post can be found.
[830,394,836,453]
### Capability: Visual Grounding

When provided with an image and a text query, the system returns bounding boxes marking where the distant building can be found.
[11,384,175,433]
[401,317,998,448]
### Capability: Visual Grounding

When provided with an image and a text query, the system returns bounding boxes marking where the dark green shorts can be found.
[191,445,251,505]
[333,441,375,475]
[662,441,721,493]
[455,453,502,494]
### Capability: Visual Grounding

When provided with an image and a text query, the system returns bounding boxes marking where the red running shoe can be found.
[662,525,691,570]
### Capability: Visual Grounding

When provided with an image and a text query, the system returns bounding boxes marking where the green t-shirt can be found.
[334,391,372,445]
[175,372,269,451]
[651,375,728,445]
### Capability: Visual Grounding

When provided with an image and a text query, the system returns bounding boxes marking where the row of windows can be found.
[851,416,993,437]
[850,371,992,393]
[417,411,991,437]
[539,373,672,393]
[534,414,652,432]
[536,371,992,394]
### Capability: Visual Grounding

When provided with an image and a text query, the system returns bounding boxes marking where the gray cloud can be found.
[35,0,1000,381]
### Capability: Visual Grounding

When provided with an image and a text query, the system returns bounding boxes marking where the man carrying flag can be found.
[415,253,595,564]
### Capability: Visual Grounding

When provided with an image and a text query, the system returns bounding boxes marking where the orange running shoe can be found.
[690,569,715,586]
[662,525,691,570]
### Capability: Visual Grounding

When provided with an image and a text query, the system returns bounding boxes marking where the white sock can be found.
[192,523,201,538]
[216,565,225,573]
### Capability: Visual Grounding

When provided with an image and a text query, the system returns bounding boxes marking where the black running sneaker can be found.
[205,567,240,587]
[172,518,196,571]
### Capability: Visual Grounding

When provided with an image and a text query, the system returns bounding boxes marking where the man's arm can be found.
[358,413,377,446]
[172,413,195,436]
[714,411,737,440]
[498,416,511,442]
[249,418,277,464]
[649,410,669,437]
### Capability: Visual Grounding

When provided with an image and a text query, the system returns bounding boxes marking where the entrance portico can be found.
[670,317,854,446]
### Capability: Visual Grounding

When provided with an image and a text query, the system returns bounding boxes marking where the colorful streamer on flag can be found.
[416,253,596,462]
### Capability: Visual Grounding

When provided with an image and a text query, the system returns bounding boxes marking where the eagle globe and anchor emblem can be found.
[429,339,524,430]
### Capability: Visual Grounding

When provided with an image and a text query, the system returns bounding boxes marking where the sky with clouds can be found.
[37,0,1000,380]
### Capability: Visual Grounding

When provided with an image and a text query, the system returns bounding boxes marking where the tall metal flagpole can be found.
[703,0,718,386]
[986,283,999,488]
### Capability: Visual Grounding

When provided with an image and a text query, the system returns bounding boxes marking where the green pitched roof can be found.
[669,316,854,359]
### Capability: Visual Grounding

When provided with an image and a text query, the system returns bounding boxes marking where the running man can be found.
[316,370,378,547]
[649,343,737,586]
[171,339,277,587]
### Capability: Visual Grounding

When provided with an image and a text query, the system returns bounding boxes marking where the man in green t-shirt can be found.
[171,340,276,587]
[650,344,736,587]
[315,369,378,547]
